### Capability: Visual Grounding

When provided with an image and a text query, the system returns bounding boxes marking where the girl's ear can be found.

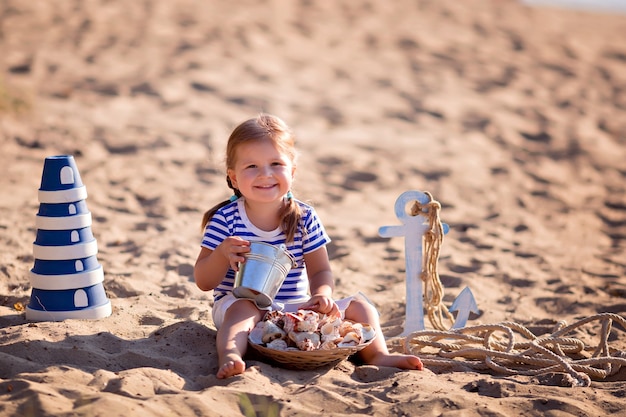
[227,169,237,189]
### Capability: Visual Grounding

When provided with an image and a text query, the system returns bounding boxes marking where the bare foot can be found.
[217,354,246,379]
[367,353,424,370]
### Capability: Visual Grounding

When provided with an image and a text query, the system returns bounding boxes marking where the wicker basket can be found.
[248,337,374,370]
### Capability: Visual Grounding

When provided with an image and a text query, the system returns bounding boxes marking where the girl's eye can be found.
[246,164,257,169]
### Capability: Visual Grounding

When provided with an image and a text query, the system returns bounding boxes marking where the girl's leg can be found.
[216,299,265,379]
[344,298,423,370]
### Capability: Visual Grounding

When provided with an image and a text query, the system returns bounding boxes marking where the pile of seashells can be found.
[249,309,376,351]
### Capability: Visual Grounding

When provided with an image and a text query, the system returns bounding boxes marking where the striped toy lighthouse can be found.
[26,155,111,321]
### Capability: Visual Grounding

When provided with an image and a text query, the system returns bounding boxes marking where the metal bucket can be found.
[233,242,296,308]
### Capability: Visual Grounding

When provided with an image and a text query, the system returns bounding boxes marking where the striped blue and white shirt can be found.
[201,197,331,303]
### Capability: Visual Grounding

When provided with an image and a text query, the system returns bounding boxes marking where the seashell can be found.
[321,315,342,333]
[319,314,341,326]
[319,340,339,350]
[337,331,360,347]
[262,321,286,344]
[320,321,341,343]
[360,324,376,343]
[289,331,320,351]
[297,338,319,351]
[266,338,289,351]
[282,312,302,334]
[338,320,354,337]
[295,309,319,332]
[254,312,373,352]
[264,310,285,326]
[338,321,363,341]
[249,321,265,345]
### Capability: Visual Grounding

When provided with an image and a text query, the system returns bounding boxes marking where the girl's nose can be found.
[260,165,272,177]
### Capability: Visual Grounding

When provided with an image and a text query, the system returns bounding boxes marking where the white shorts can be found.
[211,292,372,330]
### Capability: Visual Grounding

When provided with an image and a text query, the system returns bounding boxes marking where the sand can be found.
[1,0,626,415]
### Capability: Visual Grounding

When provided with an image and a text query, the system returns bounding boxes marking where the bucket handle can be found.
[278,244,297,269]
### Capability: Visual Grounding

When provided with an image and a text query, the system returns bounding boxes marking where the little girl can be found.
[194,113,423,379]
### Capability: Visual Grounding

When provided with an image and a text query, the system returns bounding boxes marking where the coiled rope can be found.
[404,313,626,387]
[404,193,626,386]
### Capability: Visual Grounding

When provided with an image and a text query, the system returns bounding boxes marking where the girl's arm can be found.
[193,237,250,291]
[299,246,337,315]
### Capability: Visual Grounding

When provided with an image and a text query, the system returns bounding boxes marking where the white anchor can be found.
[379,190,478,336]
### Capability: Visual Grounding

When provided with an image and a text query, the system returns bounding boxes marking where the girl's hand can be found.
[217,237,250,271]
[299,295,340,317]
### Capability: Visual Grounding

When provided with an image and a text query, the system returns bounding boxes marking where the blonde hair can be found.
[201,114,302,243]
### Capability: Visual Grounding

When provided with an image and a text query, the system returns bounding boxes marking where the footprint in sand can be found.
[326,236,349,261]
[597,198,626,248]
[139,314,165,326]
[341,170,378,191]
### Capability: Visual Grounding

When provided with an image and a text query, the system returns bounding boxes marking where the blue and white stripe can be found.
[201,198,330,303]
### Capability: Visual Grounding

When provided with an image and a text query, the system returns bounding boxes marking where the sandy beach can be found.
[1,0,626,415]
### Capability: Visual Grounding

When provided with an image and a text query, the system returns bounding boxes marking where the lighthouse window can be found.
[74,289,88,307]
[60,166,75,185]
[69,204,77,215]
[75,260,84,272]
[71,230,79,242]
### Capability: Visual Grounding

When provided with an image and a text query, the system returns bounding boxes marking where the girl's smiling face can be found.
[227,139,295,204]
